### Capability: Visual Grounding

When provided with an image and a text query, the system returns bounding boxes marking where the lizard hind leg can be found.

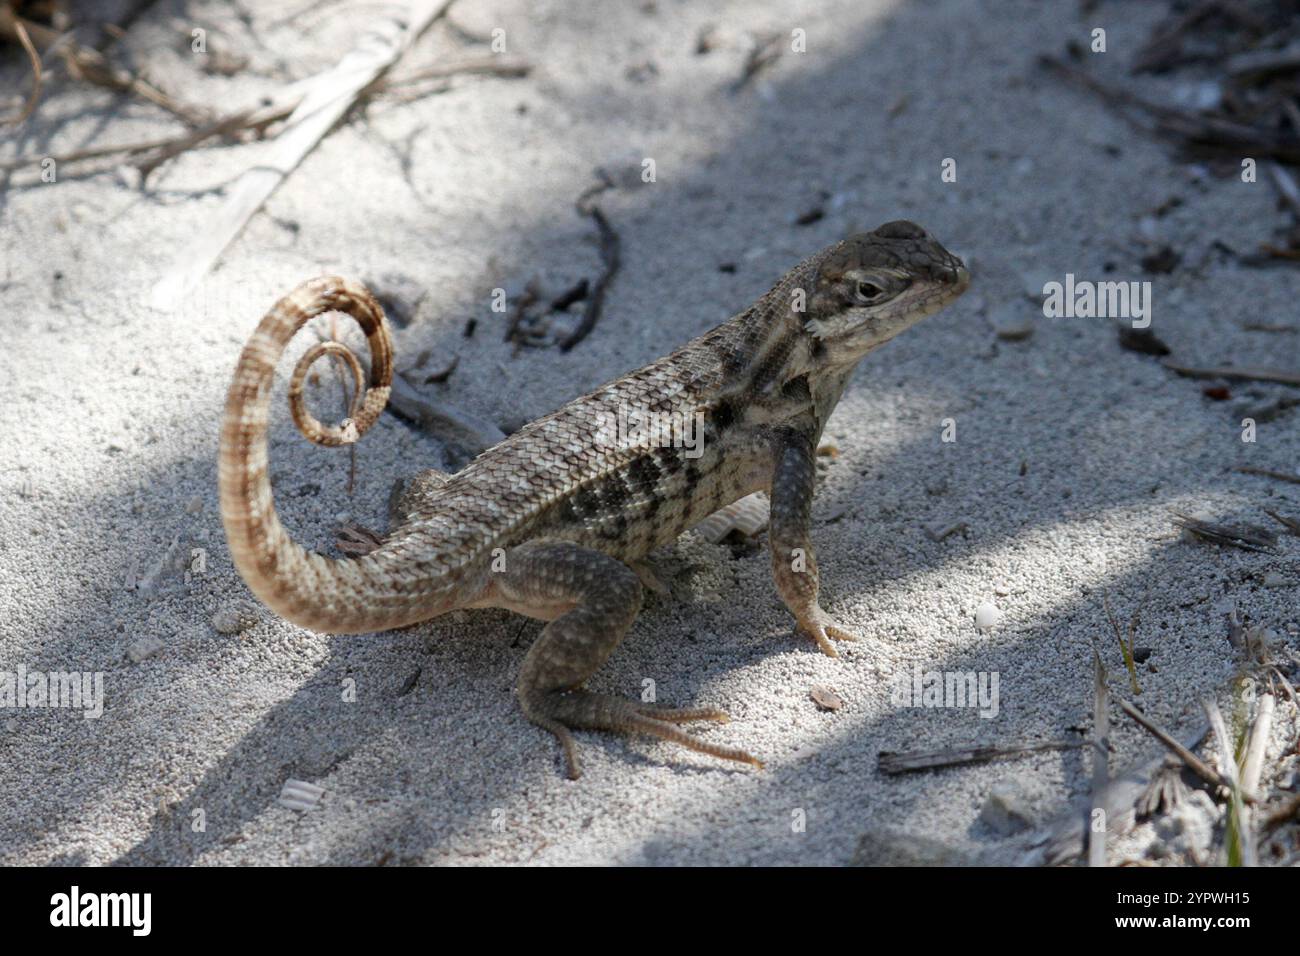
[500,539,762,779]
[333,469,450,558]
[388,468,450,529]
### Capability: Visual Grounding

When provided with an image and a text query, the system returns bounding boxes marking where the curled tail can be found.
[218,277,428,633]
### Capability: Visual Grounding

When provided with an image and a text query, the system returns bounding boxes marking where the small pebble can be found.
[810,685,843,712]
[925,520,967,542]
[126,636,164,663]
[979,780,1034,835]
[213,600,262,634]
[990,301,1035,341]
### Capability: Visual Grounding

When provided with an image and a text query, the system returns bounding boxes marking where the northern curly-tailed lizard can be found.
[219,220,970,778]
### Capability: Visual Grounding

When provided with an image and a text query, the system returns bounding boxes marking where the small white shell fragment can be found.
[975,602,1003,632]
[278,779,325,812]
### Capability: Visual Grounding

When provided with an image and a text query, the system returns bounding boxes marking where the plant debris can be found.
[558,204,621,352]
[1104,594,1143,696]
[1172,512,1280,552]
[385,375,507,467]
[729,31,781,94]
[1117,326,1171,356]
[1088,646,1111,866]
[1042,2,1300,264]
[1163,360,1300,387]
[924,520,968,542]
[1236,465,1300,484]
[877,739,1083,775]
[1117,698,1229,794]
[1264,508,1300,534]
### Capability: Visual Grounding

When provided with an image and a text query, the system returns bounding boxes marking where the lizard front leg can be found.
[768,429,861,657]
[491,539,762,779]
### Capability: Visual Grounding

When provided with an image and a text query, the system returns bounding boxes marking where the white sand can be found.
[1,0,1297,865]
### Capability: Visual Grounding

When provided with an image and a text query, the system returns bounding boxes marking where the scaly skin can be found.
[219,220,970,778]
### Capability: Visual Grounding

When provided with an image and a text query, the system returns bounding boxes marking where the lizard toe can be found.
[632,703,731,724]
[797,608,862,656]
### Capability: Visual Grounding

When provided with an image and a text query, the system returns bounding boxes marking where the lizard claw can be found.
[797,608,861,657]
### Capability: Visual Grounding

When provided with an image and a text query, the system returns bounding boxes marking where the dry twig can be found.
[1240,692,1275,802]
[1162,360,1300,387]
[0,6,41,126]
[1172,512,1279,553]
[558,204,620,352]
[729,31,781,93]
[1089,648,1111,867]
[1237,466,1300,485]
[1117,697,1231,794]
[1264,508,1300,534]
[1204,697,1255,865]
[876,739,1083,775]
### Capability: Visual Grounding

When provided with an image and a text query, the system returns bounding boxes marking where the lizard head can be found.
[802,220,969,366]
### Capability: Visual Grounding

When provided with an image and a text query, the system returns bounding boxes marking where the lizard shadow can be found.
[613,492,1293,865]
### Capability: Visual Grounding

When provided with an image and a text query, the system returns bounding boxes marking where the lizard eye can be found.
[856,280,885,303]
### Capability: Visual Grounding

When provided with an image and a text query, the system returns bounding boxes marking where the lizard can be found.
[218,220,970,779]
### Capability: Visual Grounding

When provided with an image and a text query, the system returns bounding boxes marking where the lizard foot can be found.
[523,689,763,780]
[796,607,861,657]
[506,539,763,779]
[335,522,385,557]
